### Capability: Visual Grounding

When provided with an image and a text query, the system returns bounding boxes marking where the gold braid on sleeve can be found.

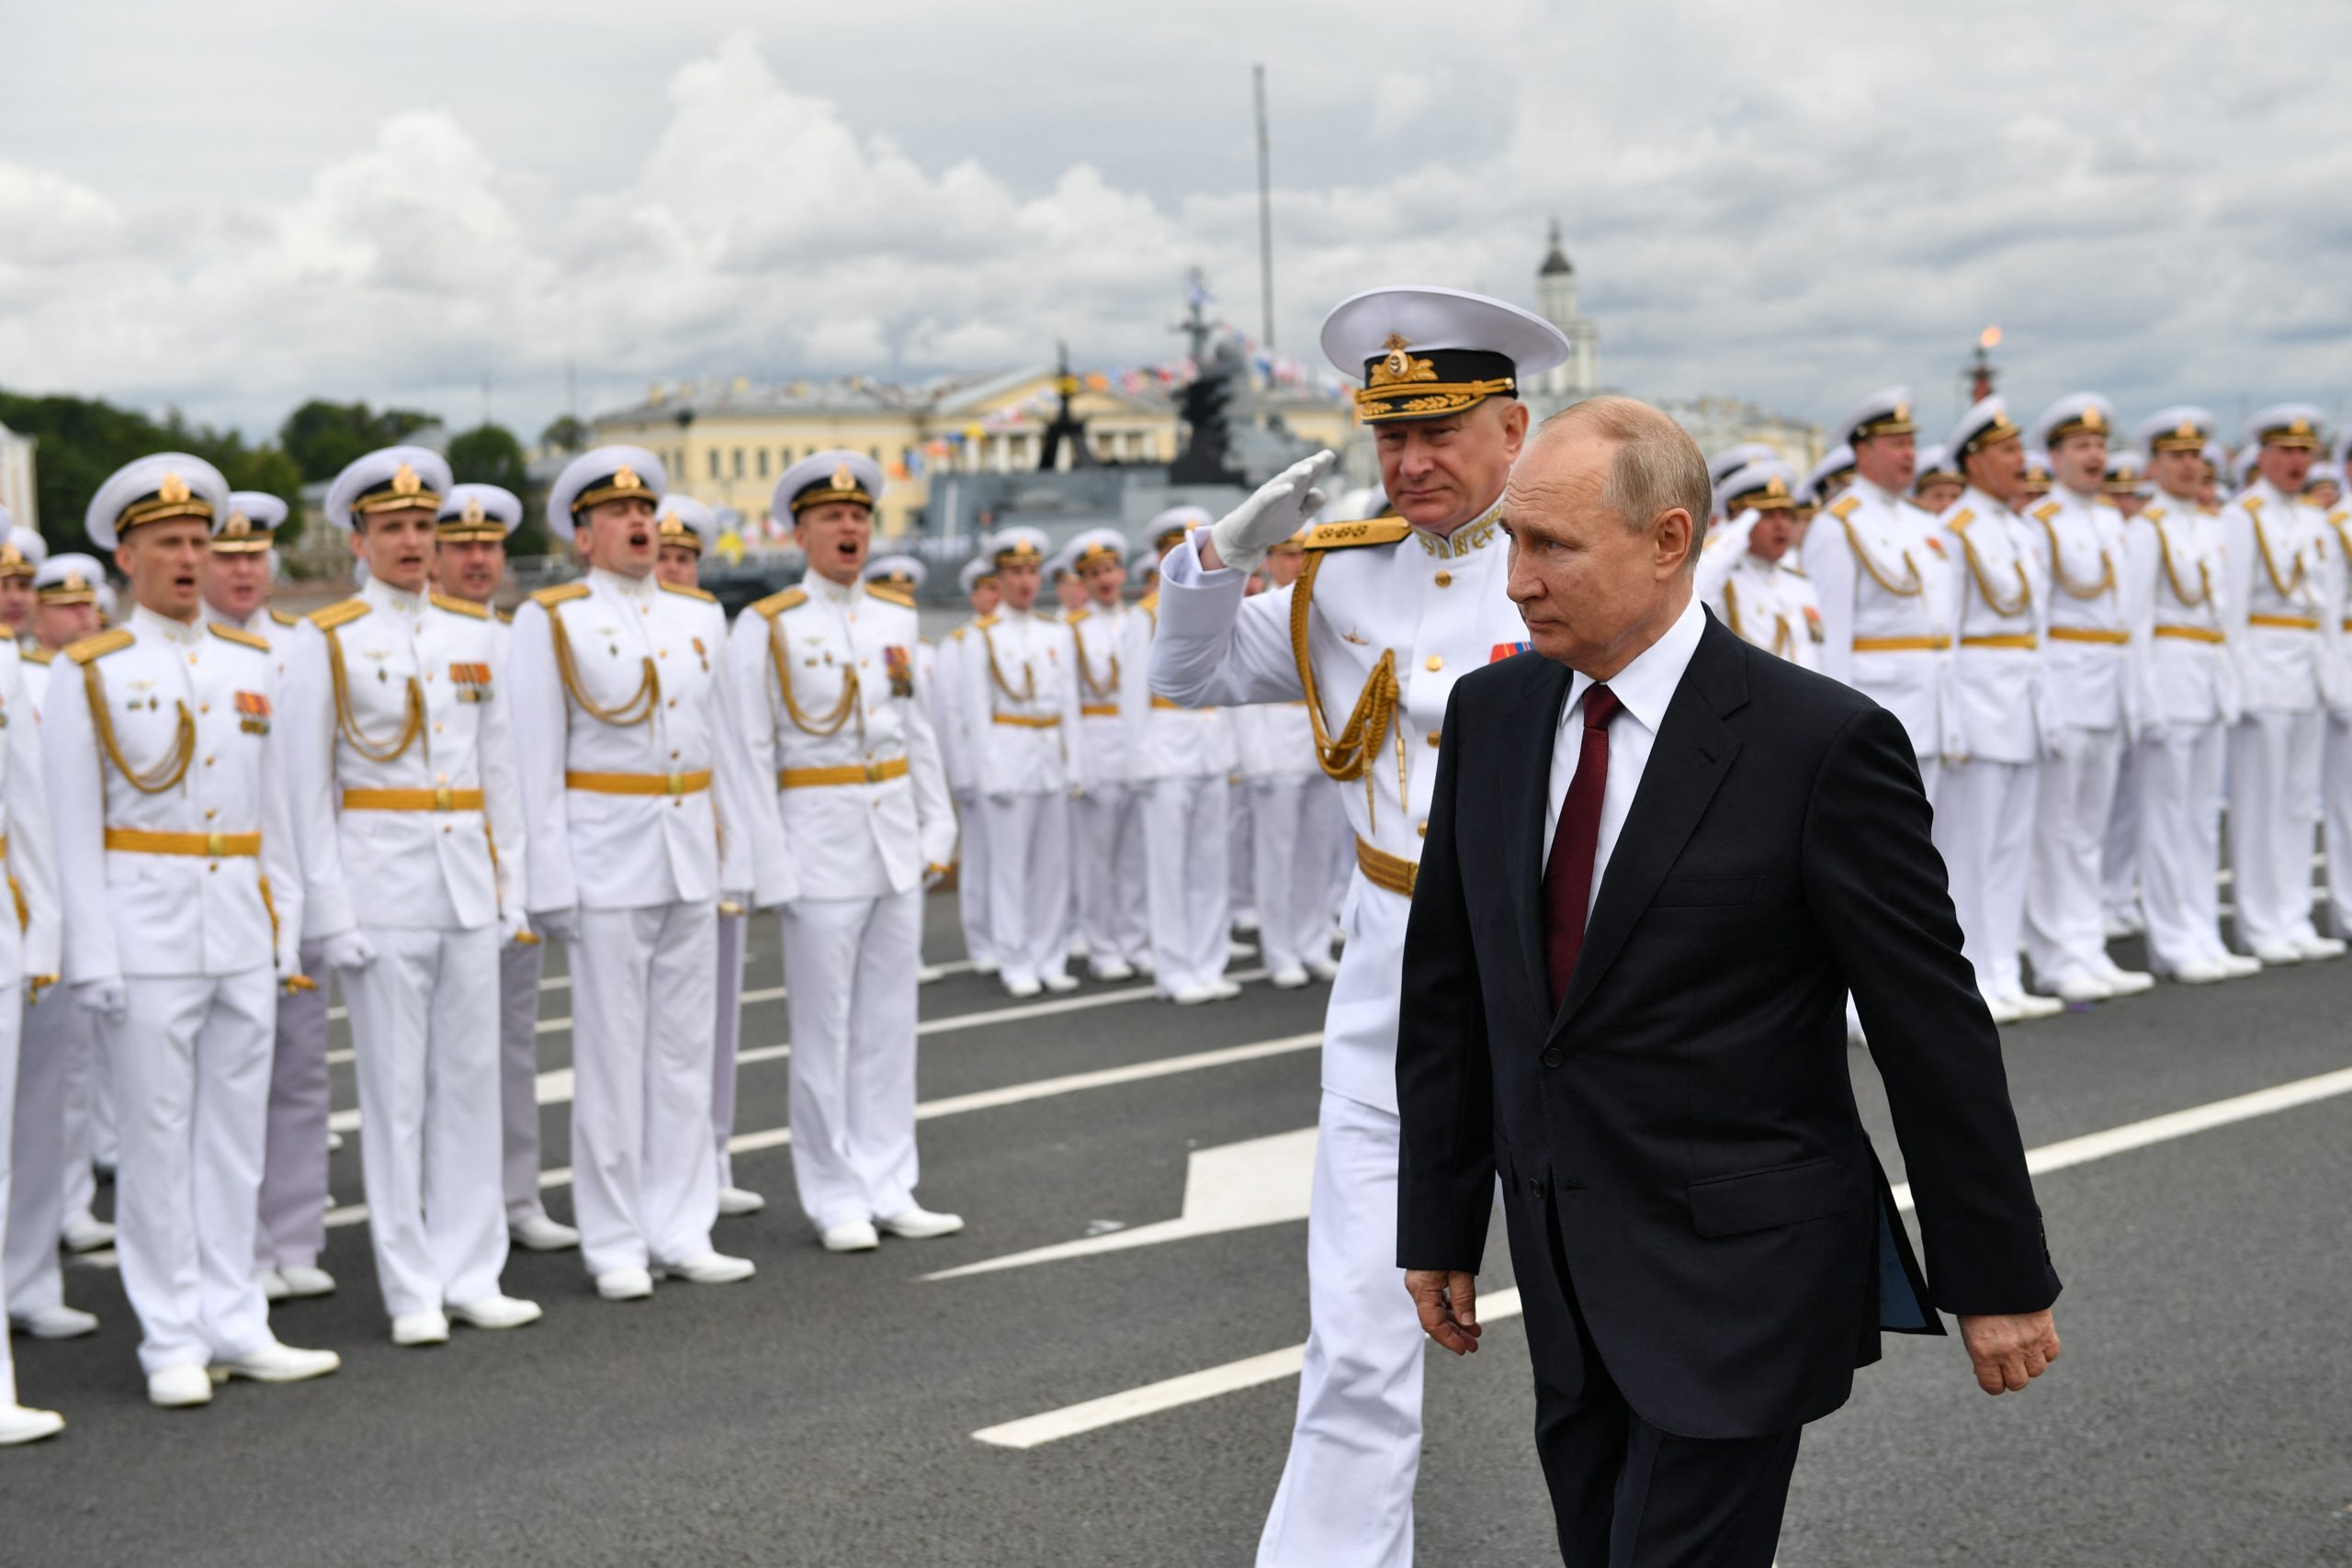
[1289,550,1404,828]
[83,660,195,794]
[764,614,857,736]
[548,604,660,728]
[324,626,424,762]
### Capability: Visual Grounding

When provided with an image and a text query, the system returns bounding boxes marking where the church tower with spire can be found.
[1529,218,1600,418]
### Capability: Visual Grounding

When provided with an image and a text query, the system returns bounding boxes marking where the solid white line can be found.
[971,1061,2352,1450]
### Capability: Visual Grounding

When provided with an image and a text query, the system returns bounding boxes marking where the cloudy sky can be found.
[6,1,2349,447]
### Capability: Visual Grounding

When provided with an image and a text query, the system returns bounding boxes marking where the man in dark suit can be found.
[1396,397,2062,1566]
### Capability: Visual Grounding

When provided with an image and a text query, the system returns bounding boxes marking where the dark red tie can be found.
[1544,683,1620,1010]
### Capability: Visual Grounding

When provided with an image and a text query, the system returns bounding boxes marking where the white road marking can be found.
[969,1061,2352,1450]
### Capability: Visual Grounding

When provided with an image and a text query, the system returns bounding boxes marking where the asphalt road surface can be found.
[6,897,2349,1566]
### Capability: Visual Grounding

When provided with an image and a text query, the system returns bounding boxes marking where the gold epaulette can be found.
[1780,564,1809,580]
[2141,504,2168,524]
[947,626,967,642]
[209,623,271,652]
[64,628,133,665]
[2030,501,2063,525]
[1136,594,1159,614]
[751,588,807,620]
[431,592,489,619]
[497,609,514,625]
[974,614,1001,629]
[269,609,301,628]
[866,584,915,609]
[1064,607,1090,625]
[309,599,370,631]
[659,580,717,604]
[2240,496,2264,514]
[2333,508,2350,527]
[531,583,591,608]
[1946,507,1977,531]
[22,647,52,666]
[1303,515,1409,551]
[1826,496,1860,521]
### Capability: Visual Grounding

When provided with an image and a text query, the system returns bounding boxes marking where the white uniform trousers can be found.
[2323,716,2352,935]
[955,792,998,970]
[1317,780,1354,936]
[499,937,549,1226]
[1141,775,1230,995]
[107,967,276,1374]
[0,985,20,1406]
[1258,1088,1424,1568]
[2103,743,2143,930]
[1229,784,1257,926]
[712,909,747,1192]
[254,941,331,1273]
[781,890,922,1230]
[568,903,719,1277]
[2136,724,2231,973]
[341,926,505,1317]
[1249,776,1335,977]
[57,1005,105,1228]
[1933,760,2039,1000]
[6,992,79,1318]
[1075,785,1148,976]
[2228,710,2326,950]
[980,792,1072,989]
[2025,728,2124,984]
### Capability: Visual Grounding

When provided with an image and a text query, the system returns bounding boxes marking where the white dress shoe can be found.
[1169,984,1217,1006]
[217,1339,340,1383]
[2294,934,2346,960]
[657,1251,755,1285]
[2214,951,2263,978]
[2095,963,2155,996]
[917,964,945,985]
[1091,960,1136,983]
[448,1294,542,1331]
[258,1269,290,1303]
[1041,972,1080,993]
[147,1365,213,1409]
[1306,959,1341,983]
[1982,989,2023,1025]
[971,957,1000,976]
[2165,957,2229,985]
[12,1304,98,1340]
[0,1403,64,1444]
[877,1206,965,1240]
[1066,936,1091,958]
[595,1267,654,1301]
[1268,965,1311,990]
[277,1266,335,1299]
[1207,978,1242,1000]
[1002,976,1043,999]
[390,1311,451,1347]
[60,1216,115,1254]
[1227,939,1256,961]
[511,1214,582,1252]
[717,1186,766,1217]
[1231,912,1261,934]
[820,1220,880,1253]
[2006,990,2065,1021]
[2248,939,2303,964]
[2039,970,2112,1005]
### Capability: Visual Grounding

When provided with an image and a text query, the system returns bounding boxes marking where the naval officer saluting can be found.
[1150,286,1569,1568]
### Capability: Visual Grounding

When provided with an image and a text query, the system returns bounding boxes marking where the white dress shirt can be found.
[1541,595,1708,918]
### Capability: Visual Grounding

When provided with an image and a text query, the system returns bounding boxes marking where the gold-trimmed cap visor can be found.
[117,470,216,535]
[1355,344,1518,424]
[657,515,707,553]
[1957,413,2022,459]
[37,568,96,604]
[572,464,658,515]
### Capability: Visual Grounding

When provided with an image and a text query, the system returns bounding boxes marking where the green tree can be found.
[0,390,306,554]
[539,413,592,454]
[447,422,551,556]
[278,400,437,482]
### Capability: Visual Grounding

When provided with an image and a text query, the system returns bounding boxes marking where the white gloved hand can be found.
[76,979,128,1024]
[323,930,378,972]
[1205,450,1339,576]
[535,906,581,946]
[498,909,534,947]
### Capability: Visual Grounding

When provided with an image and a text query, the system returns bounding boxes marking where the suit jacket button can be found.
[1540,1046,1564,1068]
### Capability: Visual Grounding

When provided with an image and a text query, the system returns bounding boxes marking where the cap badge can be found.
[831,461,857,491]
[615,464,642,491]
[2290,418,2312,436]
[1893,402,1910,423]
[1369,333,1438,390]
[2082,407,2106,432]
[63,570,85,592]
[159,471,190,505]
[2176,421,2199,441]
[0,547,19,569]
[223,512,252,537]
[1765,476,1788,497]
[462,497,487,525]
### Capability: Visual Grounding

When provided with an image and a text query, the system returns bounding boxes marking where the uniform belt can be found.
[341,787,484,812]
[1355,837,1419,897]
[1149,695,1183,711]
[1080,704,1118,718]
[564,769,712,796]
[778,758,909,789]
[2154,625,2225,644]
[1958,634,2037,650]
[2247,613,2319,631]
[2046,626,2130,646]
[991,714,1060,729]
[104,828,261,857]
[1850,636,1951,653]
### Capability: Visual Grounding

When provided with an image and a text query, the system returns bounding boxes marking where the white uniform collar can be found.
[1411,490,1507,556]
[589,566,658,600]
[1857,476,1905,511]
[132,602,204,645]
[2058,482,2100,507]
[362,575,429,618]
[808,573,863,608]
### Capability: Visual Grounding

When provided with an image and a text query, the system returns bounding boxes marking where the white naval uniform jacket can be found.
[1697,515,1821,672]
[1800,479,1957,758]
[2317,506,2352,718]
[1067,604,1131,791]
[959,606,1081,799]
[281,581,526,938]
[1939,490,2048,765]
[19,648,54,714]
[44,607,302,982]
[2025,489,2143,735]
[1150,501,1520,1113]
[1231,694,1317,779]
[2219,479,2327,716]
[932,625,975,795]
[2126,501,2238,728]
[0,641,62,987]
[730,576,953,901]
[508,570,785,915]
[1119,595,1237,783]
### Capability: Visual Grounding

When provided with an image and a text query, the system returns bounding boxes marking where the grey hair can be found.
[1534,396,1711,575]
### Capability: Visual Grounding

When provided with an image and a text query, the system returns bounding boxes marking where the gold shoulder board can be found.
[497,609,514,625]
[1826,496,1861,521]
[308,599,371,630]
[2030,501,2063,524]
[865,584,915,609]
[2332,509,2350,526]
[209,623,271,652]
[269,608,301,628]
[2140,504,2167,524]
[1946,507,1976,531]
[948,626,967,642]
[752,588,807,620]
[431,592,490,620]
[1062,606,1088,625]
[64,628,134,665]
[530,582,592,608]
[22,647,52,666]
[1136,594,1159,614]
[2240,496,2264,513]
[1781,564,1809,580]
[1303,515,1409,551]
[974,614,1001,629]
[658,580,717,604]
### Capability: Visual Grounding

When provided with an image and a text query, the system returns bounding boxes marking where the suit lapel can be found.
[1499,657,1572,1010]
[1549,615,1747,1036]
